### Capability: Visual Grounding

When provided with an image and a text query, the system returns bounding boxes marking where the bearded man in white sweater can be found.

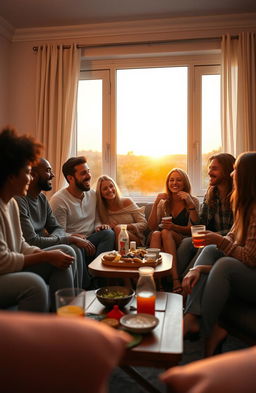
[50,157,115,266]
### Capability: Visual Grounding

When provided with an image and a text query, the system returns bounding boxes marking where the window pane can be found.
[116,67,187,198]
[201,74,222,189]
[77,79,102,182]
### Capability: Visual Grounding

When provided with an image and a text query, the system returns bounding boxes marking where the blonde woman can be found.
[148,168,199,293]
[96,175,147,248]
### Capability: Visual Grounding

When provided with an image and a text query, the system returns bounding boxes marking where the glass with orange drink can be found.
[191,225,206,248]
[55,288,86,317]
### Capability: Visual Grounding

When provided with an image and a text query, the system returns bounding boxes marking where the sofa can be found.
[140,201,256,347]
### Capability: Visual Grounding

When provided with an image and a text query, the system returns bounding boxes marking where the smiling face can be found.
[208,158,226,187]
[167,171,185,193]
[36,159,55,191]
[72,163,91,192]
[12,164,32,197]
[100,179,116,200]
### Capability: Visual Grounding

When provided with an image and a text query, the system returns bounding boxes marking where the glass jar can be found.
[136,267,156,315]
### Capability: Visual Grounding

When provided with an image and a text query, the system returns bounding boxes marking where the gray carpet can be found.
[108,334,249,393]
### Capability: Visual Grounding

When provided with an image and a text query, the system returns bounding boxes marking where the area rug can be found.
[108,334,249,393]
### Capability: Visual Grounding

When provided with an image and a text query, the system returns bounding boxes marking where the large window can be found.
[77,55,221,200]
[116,67,187,197]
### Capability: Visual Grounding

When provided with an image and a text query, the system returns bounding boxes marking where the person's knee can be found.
[151,231,161,241]
[23,273,49,309]
[197,244,220,259]
[161,229,172,240]
[102,228,115,242]
[58,245,76,258]
[211,257,239,277]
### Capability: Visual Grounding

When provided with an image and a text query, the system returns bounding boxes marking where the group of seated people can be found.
[1,126,256,360]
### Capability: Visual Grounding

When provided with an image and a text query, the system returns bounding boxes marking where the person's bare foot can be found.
[205,324,228,357]
[183,313,200,336]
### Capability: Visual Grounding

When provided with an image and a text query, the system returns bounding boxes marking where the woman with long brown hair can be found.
[148,168,199,293]
[182,152,256,356]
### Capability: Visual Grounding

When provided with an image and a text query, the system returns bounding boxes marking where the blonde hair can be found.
[164,168,192,215]
[96,175,122,224]
[231,152,256,244]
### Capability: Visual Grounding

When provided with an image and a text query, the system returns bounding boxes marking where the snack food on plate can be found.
[102,249,161,268]
[103,251,121,262]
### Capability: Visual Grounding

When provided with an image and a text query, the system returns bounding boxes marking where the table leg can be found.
[120,366,163,393]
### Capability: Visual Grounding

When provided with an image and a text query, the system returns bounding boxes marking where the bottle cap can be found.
[121,224,127,230]
[138,266,154,275]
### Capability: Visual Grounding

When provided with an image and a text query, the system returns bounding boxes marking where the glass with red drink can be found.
[136,267,156,315]
[191,225,206,248]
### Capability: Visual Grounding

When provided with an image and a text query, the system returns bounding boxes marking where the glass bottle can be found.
[130,241,136,252]
[118,224,129,255]
[136,267,156,315]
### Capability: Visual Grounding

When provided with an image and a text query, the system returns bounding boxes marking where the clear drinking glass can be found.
[191,225,206,248]
[55,288,86,317]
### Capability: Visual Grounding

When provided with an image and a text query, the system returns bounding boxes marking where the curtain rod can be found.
[32,36,227,52]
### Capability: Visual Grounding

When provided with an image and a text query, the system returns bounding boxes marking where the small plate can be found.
[120,313,159,334]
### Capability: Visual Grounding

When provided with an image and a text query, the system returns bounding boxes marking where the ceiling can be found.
[0,0,256,29]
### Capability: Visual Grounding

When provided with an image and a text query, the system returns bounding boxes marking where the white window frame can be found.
[191,64,221,196]
[79,52,221,201]
[78,69,112,175]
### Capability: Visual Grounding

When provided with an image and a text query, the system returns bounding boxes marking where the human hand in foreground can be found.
[161,217,173,230]
[95,224,111,231]
[69,236,96,255]
[176,191,195,207]
[44,249,74,269]
[202,231,223,246]
[182,268,201,295]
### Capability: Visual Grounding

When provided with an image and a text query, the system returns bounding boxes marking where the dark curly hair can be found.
[0,127,42,188]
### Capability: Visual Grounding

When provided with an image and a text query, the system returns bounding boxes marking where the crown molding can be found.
[0,16,15,41]
[12,13,256,45]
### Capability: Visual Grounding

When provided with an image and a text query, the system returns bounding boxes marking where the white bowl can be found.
[120,313,159,334]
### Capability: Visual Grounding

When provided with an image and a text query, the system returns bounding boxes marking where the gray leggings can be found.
[184,244,256,336]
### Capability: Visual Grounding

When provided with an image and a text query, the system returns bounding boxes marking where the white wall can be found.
[9,41,37,135]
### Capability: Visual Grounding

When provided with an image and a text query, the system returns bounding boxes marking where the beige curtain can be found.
[35,44,81,196]
[221,33,256,156]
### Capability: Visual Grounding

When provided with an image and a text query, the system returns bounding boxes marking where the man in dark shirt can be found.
[15,158,93,288]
